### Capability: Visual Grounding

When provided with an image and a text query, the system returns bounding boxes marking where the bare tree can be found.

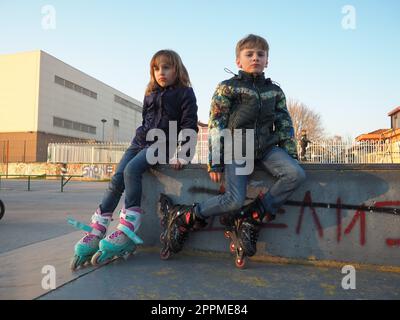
[287,99,325,141]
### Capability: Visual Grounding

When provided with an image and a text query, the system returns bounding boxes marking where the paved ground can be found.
[1,179,400,300]
[39,250,400,300]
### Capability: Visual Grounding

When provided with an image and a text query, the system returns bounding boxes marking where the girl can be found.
[70,50,198,270]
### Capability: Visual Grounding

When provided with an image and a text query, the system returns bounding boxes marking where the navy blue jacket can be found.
[132,86,198,154]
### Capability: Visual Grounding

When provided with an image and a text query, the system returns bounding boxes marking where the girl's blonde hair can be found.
[145,50,191,95]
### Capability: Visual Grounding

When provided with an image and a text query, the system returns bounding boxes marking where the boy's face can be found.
[236,47,268,74]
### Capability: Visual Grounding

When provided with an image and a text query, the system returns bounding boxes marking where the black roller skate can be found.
[221,194,275,268]
[159,193,207,260]
[220,213,247,269]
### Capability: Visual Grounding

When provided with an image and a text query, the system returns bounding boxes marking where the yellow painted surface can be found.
[0,50,40,132]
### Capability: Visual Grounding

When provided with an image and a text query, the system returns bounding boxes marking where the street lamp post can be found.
[101,119,107,142]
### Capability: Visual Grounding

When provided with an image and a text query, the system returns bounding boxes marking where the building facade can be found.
[356,106,400,142]
[0,50,142,162]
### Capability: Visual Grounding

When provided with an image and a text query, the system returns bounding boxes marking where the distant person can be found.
[159,34,306,268]
[300,130,312,161]
[69,50,198,270]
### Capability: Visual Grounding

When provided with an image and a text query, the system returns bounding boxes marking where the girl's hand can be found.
[171,159,184,170]
[209,172,222,183]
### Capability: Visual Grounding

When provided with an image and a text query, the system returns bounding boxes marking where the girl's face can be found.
[153,56,177,88]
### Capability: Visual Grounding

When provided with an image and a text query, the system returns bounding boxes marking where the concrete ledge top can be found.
[157,163,400,171]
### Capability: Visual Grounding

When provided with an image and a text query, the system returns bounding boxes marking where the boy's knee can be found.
[292,167,306,186]
[281,165,306,188]
[222,191,246,212]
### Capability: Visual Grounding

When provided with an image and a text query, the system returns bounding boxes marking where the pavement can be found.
[1,179,400,300]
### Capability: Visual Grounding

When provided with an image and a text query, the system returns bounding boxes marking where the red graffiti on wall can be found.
[193,189,400,249]
[375,201,400,247]
[344,209,366,246]
[336,197,342,243]
[295,191,323,238]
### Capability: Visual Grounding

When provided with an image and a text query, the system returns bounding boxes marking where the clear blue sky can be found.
[1,0,399,139]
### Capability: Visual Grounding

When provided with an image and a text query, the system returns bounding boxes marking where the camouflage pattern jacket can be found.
[208,70,298,172]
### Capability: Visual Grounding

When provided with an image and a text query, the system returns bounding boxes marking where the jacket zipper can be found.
[253,80,262,158]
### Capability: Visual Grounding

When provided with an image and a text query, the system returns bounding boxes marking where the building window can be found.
[396,116,400,130]
[113,119,120,127]
[53,116,96,135]
[54,75,98,99]
[114,95,141,112]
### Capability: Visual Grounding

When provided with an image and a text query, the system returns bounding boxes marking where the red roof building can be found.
[356,106,400,142]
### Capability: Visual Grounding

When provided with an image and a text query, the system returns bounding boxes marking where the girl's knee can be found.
[109,173,124,193]
[123,163,143,179]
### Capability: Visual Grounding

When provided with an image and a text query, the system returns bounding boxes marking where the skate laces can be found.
[249,223,260,245]
[176,227,188,245]
[242,221,260,245]
[82,233,98,244]
[109,230,124,240]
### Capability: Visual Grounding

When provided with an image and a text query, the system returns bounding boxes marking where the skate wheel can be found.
[70,256,80,271]
[0,200,5,220]
[160,233,166,243]
[83,260,92,268]
[160,247,171,260]
[229,242,236,253]
[160,218,166,228]
[122,252,131,261]
[235,257,246,269]
[90,251,103,266]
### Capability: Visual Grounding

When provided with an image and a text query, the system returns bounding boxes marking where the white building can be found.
[0,50,142,162]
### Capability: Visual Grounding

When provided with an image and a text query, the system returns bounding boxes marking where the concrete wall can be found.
[137,164,400,267]
[0,162,116,179]
[2,161,399,266]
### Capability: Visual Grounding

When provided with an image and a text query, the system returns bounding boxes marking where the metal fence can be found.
[47,139,211,164]
[0,140,36,163]
[299,140,400,164]
[47,142,130,164]
[47,140,400,164]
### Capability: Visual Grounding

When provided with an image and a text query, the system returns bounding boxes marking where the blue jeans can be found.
[197,146,306,218]
[99,146,152,213]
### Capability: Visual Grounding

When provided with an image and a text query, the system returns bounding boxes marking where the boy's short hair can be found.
[236,34,270,58]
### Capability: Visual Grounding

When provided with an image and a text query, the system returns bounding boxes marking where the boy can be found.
[300,129,312,161]
[161,34,306,259]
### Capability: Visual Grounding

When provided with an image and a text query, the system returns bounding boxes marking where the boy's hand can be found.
[209,172,222,183]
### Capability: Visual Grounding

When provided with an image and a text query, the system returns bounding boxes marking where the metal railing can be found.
[47,139,400,164]
[299,140,400,164]
[47,142,130,164]
[47,140,210,164]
